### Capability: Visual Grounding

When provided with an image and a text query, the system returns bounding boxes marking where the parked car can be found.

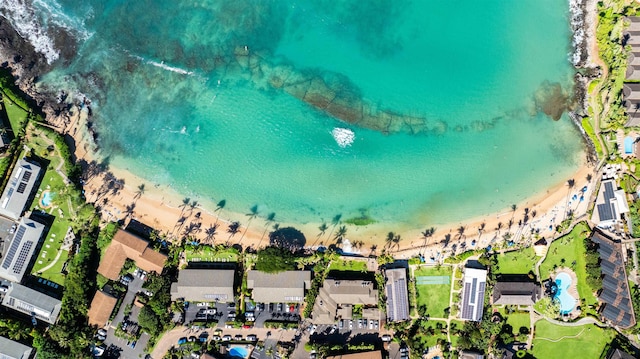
[339,320,344,329]
[309,325,317,335]
[178,337,188,345]
[277,303,283,312]
[222,335,232,341]
[212,336,221,341]
[129,341,137,349]
[188,336,197,342]
[97,329,107,337]
[0,285,8,293]
[381,334,392,342]
[197,302,207,307]
[234,334,243,341]
[247,334,257,342]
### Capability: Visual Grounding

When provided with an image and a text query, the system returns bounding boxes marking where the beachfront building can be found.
[591,230,636,328]
[625,17,640,126]
[0,217,45,283]
[311,278,380,325]
[384,268,409,322]
[492,279,540,306]
[591,179,630,232]
[460,267,487,322]
[97,229,167,280]
[533,238,548,257]
[246,270,310,303]
[87,290,118,328]
[170,268,235,302]
[0,159,41,221]
[0,335,34,359]
[1,282,61,324]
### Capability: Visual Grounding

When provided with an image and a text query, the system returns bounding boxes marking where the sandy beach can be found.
[48,98,596,259]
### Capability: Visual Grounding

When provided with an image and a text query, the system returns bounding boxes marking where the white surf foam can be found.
[331,127,355,148]
[0,0,59,64]
[569,0,586,66]
[147,60,194,76]
[32,0,93,41]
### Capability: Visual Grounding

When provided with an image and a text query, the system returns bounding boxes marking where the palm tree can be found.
[134,183,145,199]
[334,225,347,243]
[179,197,191,215]
[385,232,395,249]
[240,204,260,242]
[327,214,342,240]
[227,221,241,240]
[318,223,328,237]
[477,222,486,241]
[420,227,436,250]
[511,204,517,220]
[456,226,466,241]
[392,234,402,250]
[370,244,378,255]
[586,173,592,182]
[214,199,226,225]
[258,212,276,247]
[205,224,218,244]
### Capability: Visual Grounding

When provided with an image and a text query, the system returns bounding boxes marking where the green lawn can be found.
[415,266,452,318]
[539,222,598,308]
[532,321,614,359]
[3,97,28,131]
[505,312,530,335]
[328,259,368,272]
[495,247,538,275]
[185,245,239,262]
[449,320,466,348]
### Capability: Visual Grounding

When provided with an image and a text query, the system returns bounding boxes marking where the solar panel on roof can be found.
[604,181,615,198]
[462,283,473,320]
[21,171,31,182]
[470,278,477,304]
[597,203,614,221]
[12,241,33,274]
[2,225,26,269]
[16,182,27,194]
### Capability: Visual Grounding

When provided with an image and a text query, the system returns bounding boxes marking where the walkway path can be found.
[541,315,605,328]
[37,246,65,273]
[534,328,585,342]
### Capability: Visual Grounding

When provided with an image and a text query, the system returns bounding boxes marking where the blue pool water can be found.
[41,191,54,207]
[625,136,634,154]
[229,347,248,358]
[554,272,577,314]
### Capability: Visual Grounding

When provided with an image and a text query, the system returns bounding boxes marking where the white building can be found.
[460,267,487,322]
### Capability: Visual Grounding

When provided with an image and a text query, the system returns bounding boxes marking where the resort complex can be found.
[2,1,640,359]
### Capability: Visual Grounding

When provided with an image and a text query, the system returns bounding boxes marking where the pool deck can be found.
[552,268,580,319]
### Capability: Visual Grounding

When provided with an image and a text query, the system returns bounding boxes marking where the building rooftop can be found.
[97,229,167,280]
[607,348,636,359]
[591,179,629,228]
[170,268,235,302]
[87,290,118,328]
[247,270,310,303]
[0,335,33,359]
[0,159,41,221]
[460,267,487,322]
[1,282,61,324]
[385,268,409,322]
[311,278,378,324]
[0,217,45,283]
[492,281,540,306]
[592,230,636,328]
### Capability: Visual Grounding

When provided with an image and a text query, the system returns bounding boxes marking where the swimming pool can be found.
[554,272,577,314]
[229,346,249,358]
[40,191,55,207]
[625,136,634,154]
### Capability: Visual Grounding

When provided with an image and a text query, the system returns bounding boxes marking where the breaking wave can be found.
[332,127,355,148]
[569,0,587,66]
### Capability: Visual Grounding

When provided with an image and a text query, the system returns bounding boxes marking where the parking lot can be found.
[101,271,148,358]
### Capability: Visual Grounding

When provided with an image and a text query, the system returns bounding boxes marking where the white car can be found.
[309,325,317,335]
[197,302,207,307]
[222,335,232,341]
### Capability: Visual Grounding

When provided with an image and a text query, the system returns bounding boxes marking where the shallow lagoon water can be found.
[2,0,585,227]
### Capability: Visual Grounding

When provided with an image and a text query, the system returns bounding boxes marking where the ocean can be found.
[0,0,585,228]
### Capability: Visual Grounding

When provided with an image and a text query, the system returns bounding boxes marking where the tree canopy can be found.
[255,246,297,273]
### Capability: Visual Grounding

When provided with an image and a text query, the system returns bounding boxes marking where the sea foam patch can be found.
[332,127,355,148]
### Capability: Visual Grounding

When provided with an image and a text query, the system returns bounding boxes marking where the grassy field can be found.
[2,96,28,131]
[505,312,530,335]
[328,259,368,272]
[415,265,452,318]
[532,321,613,359]
[449,320,466,348]
[495,247,538,274]
[28,129,76,286]
[185,245,239,262]
[539,222,598,308]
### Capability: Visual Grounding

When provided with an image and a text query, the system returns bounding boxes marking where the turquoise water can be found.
[229,347,249,358]
[555,272,577,314]
[41,191,54,207]
[625,136,634,154]
[2,0,584,228]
